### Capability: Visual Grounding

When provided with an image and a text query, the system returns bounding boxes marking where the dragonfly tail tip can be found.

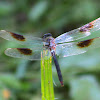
[60,81,64,87]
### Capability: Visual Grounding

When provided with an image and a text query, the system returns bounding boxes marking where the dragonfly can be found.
[0,18,100,86]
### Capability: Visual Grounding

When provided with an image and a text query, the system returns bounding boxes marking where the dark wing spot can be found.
[10,32,25,41]
[77,39,94,48]
[79,22,94,32]
[17,48,32,55]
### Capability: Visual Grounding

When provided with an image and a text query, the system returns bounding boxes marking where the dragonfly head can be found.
[43,33,52,40]
[43,33,53,47]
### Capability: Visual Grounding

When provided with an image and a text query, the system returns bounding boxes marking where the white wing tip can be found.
[0,30,6,32]
[5,48,12,54]
[6,48,12,50]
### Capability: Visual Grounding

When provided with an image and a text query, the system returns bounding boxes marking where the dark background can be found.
[0,0,100,100]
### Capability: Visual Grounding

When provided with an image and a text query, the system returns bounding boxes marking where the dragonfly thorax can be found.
[43,33,56,51]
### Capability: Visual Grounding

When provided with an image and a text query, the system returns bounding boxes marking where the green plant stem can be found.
[41,50,54,100]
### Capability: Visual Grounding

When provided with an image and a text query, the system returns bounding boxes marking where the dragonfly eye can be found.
[43,33,52,39]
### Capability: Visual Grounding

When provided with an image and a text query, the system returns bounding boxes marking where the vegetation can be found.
[0,0,100,100]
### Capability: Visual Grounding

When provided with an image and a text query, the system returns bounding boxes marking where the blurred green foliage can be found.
[0,0,100,100]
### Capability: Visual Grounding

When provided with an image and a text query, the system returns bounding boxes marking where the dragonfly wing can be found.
[55,18,100,43]
[5,47,51,60]
[5,47,43,60]
[0,30,43,47]
[56,37,100,57]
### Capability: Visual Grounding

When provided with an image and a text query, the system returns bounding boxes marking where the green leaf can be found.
[0,2,13,16]
[70,75,100,100]
[28,1,48,21]
[0,74,21,89]
[41,50,54,100]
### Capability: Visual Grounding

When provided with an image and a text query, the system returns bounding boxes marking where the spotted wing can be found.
[5,47,50,60]
[55,18,100,44]
[0,30,43,47]
[56,37,100,57]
